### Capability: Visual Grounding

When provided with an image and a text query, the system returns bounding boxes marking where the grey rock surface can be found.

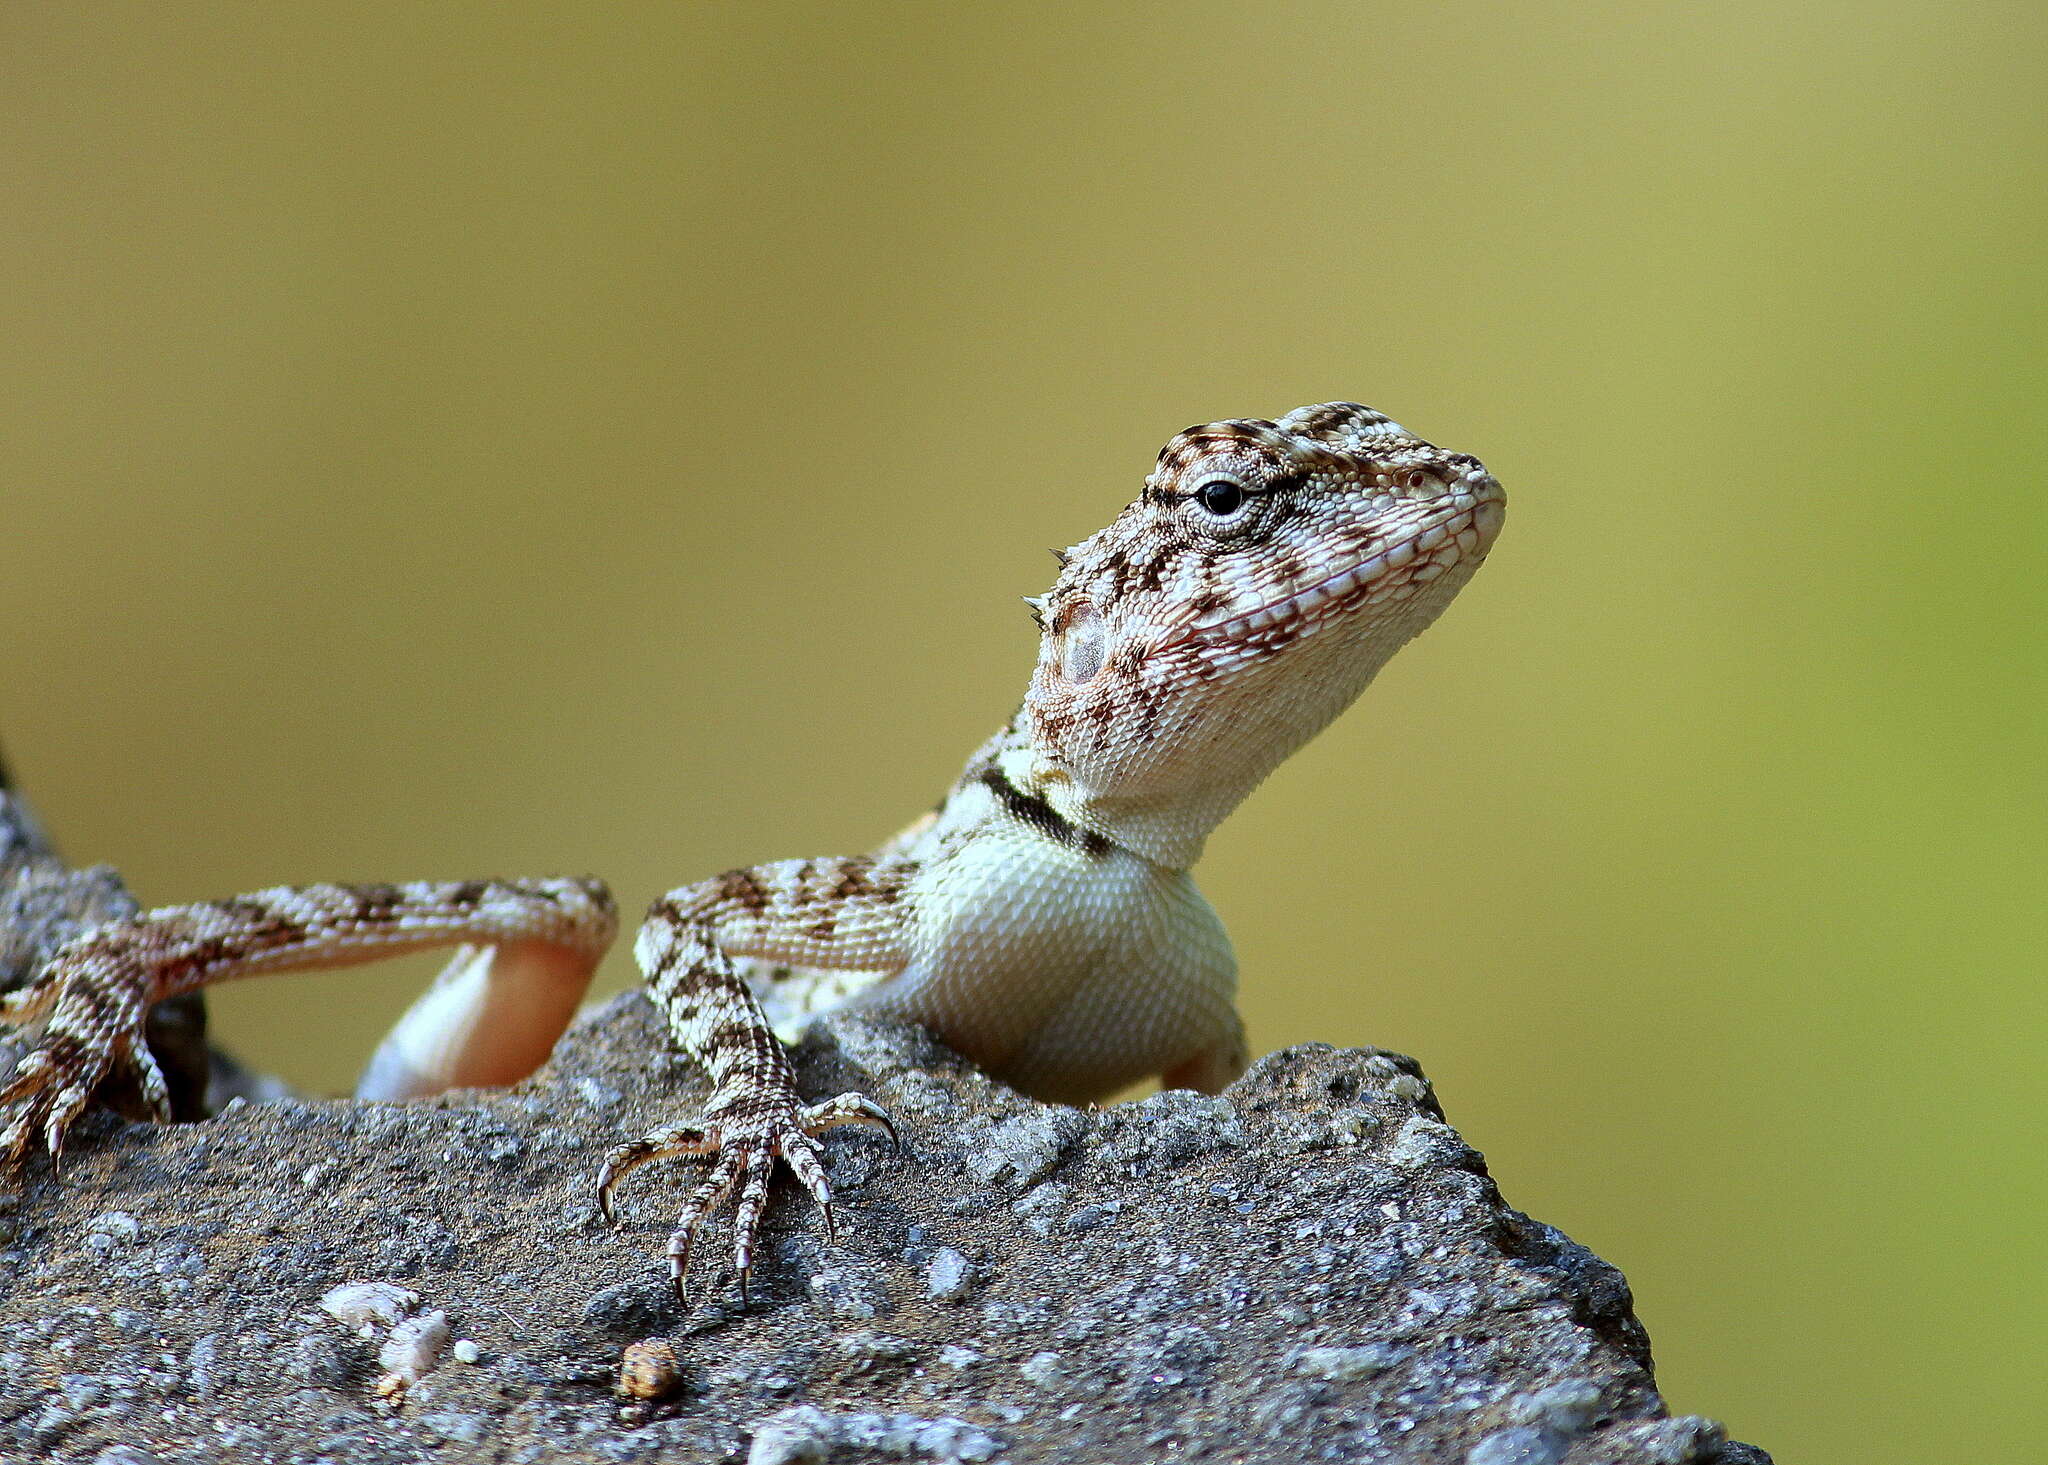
[0,996,1773,1464]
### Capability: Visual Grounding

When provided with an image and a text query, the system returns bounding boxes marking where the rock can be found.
[0,997,1773,1463]
[924,1247,975,1302]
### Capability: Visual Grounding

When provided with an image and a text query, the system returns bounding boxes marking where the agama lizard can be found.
[0,403,1504,1300]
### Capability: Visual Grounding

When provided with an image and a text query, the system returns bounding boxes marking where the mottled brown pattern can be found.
[717,867,772,914]
[3,877,616,1163]
[4,402,1503,1318]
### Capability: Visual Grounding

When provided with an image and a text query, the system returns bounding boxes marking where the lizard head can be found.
[1024,402,1506,866]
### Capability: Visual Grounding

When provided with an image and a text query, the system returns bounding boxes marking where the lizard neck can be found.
[949,727,1203,872]
[1026,605,1426,870]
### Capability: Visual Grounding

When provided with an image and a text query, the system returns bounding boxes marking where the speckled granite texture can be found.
[0,996,1772,1464]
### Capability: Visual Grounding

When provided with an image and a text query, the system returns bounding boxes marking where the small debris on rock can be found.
[84,1211,140,1245]
[963,1108,1085,1190]
[1287,1343,1400,1381]
[375,1309,450,1400]
[319,1281,420,1336]
[1019,1351,1065,1390]
[618,1338,684,1401]
[746,1403,1002,1465]
[1468,1425,1567,1465]
[926,1247,975,1302]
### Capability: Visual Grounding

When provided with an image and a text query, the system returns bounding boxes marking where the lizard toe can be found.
[595,1123,714,1223]
[802,1091,901,1150]
[663,1148,743,1302]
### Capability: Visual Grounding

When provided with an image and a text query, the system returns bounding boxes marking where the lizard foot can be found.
[595,1091,898,1304]
[0,942,163,1168]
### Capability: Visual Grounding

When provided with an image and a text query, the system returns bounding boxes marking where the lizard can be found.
[0,401,1505,1302]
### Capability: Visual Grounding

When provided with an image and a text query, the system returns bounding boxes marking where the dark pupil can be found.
[1198,480,1244,516]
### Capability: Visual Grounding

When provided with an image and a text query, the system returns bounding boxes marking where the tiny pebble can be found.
[376,1310,451,1398]
[925,1248,974,1302]
[1290,1344,1400,1381]
[618,1338,684,1401]
[320,1281,420,1333]
[1020,1351,1065,1389]
[85,1212,140,1244]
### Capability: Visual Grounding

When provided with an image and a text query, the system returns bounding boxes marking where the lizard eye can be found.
[1195,478,1246,517]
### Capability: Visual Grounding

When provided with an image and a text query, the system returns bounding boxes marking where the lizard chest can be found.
[856,831,1239,1101]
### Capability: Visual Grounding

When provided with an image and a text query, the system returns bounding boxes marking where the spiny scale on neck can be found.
[1015,402,1505,869]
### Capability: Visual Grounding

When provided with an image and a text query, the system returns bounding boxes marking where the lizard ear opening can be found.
[1058,600,1106,686]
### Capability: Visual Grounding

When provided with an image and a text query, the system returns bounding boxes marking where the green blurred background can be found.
[3,4,2041,1459]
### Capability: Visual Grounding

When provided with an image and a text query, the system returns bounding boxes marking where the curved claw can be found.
[664,1149,741,1301]
[669,1230,693,1302]
[1,1033,118,1174]
[804,1092,902,1152]
[596,1123,714,1224]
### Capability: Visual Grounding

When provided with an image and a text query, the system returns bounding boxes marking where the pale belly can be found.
[849,834,1239,1103]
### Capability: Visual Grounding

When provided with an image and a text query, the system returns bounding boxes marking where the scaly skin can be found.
[0,403,1504,1305]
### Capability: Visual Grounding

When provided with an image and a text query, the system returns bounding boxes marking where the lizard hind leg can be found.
[1,878,618,1170]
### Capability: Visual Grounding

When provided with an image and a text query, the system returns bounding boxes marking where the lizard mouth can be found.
[1181,493,1504,647]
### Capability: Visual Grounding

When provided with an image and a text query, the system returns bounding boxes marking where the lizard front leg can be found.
[597,856,915,1302]
[0,877,615,1165]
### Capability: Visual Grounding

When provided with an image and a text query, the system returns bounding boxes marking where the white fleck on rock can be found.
[1019,1351,1065,1389]
[1326,1111,1374,1146]
[1385,1072,1429,1103]
[184,1334,223,1401]
[747,1404,1000,1465]
[320,1281,421,1335]
[85,1212,140,1245]
[451,1338,481,1365]
[375,1309,451,1399]
[414,1409,486,1444]
[1508,1378,1603,1435]
[1609,1416,1728,1464]
[926,1247,975,1302]
[1288,1343,1400,1380]
[1011,1182,1071,1237]
[1467,1426,1567,1465]
[575,1077,621,1108]
[1385,1114,1476,1170]
[832,1331,918,1377]
[805,1265,886,1320]
[748,1404,834,1465]
[963,1108,1086,1190]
